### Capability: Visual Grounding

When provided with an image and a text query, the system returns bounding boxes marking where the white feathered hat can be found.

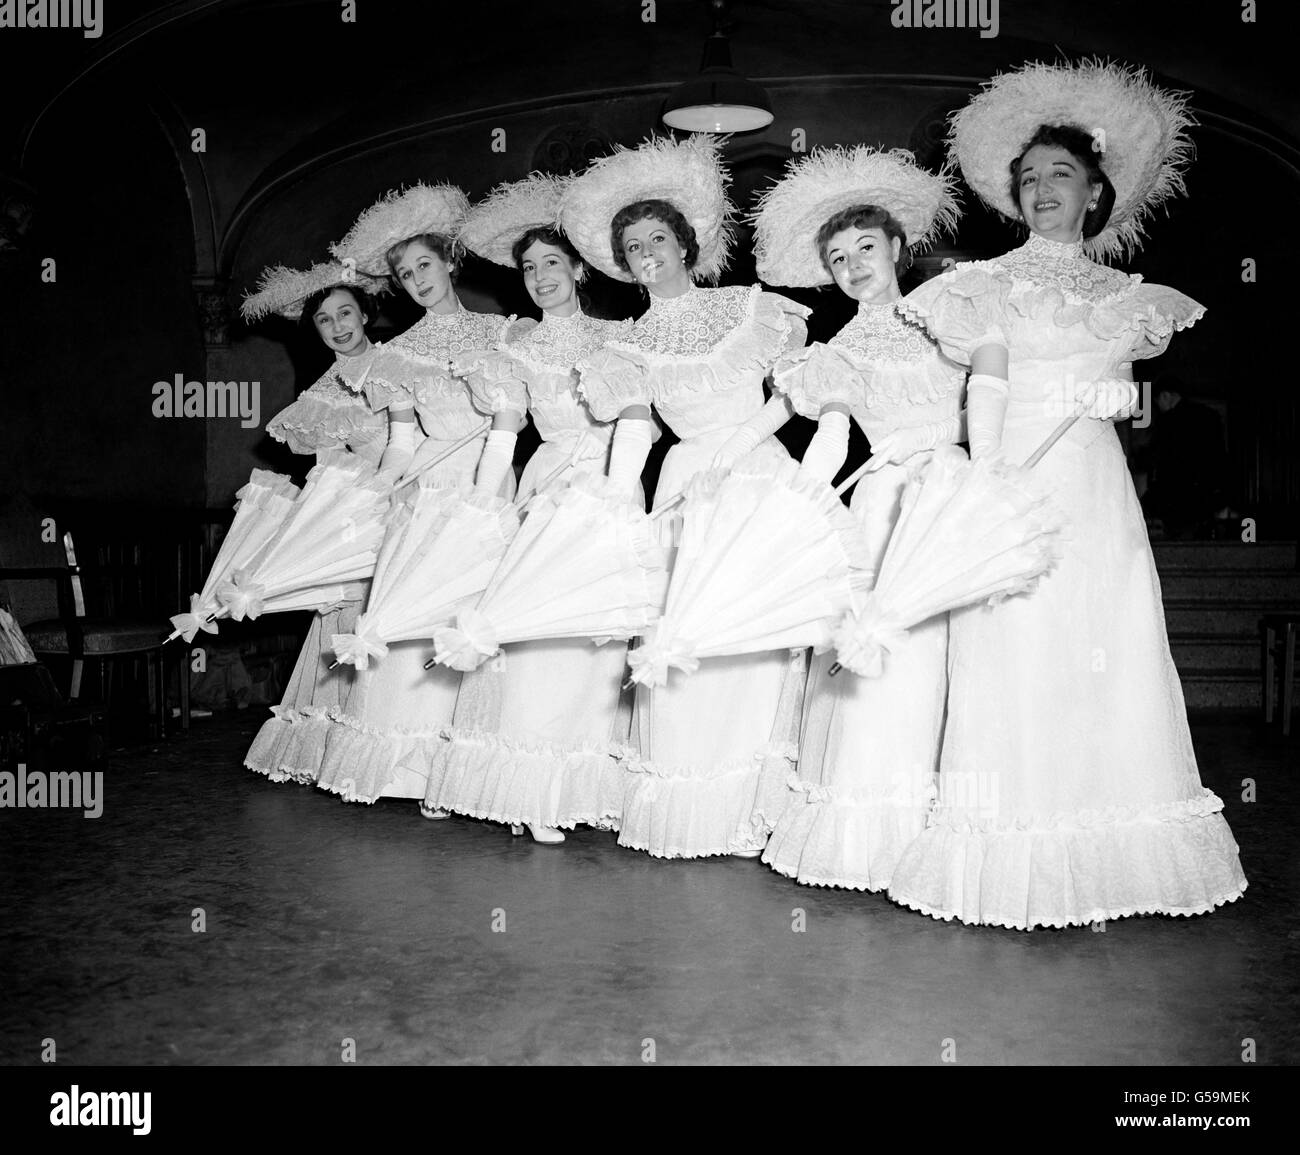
[240,261,390,322]
[948,57,1195,260]
[557,134,736,283]
[459,172,571,267]
[330,182,471,275]
[750,146,961,287]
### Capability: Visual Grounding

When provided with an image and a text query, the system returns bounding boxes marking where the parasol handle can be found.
[396,420,493,488]
[165,609,221,643]
[832,458,874,498]
[515,432,590,512]
[649,492,686,522]
[1021,408,1084,470]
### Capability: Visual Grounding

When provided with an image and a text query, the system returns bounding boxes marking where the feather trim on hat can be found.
[460,173,571,267]
[949,57,1195,261]
[330,183,471,276]
[557,134,736,283]
[241,262,391,322]
[749,145,961,287]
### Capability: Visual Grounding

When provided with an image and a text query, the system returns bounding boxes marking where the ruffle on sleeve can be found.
[576,345,653,420]
[344,343,451,412]
[1107,283,1205,361]
[898,267,1012,366]
[265,371,386,456]
[772,342,866,420]
[454,348,531,415]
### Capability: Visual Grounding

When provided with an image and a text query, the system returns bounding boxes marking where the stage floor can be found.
[0,711,1291,1065]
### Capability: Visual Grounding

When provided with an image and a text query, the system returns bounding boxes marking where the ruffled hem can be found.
[425,727,628,829]
[615,741,796,859]
[578,288,808,420]
[926,785,1227,834]
[243,705,335,784]
[761,777,933,892]
[886,799,1248,930]
[899,265,1204,365]
[312,707,448,804]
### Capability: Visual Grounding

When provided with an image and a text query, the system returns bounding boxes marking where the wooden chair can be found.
[0,529,189,740]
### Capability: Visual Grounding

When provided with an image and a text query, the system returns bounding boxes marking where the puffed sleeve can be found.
[772,342,866,420]
[265,376,386,456]
[755,290,812,359]
[453,347,531,415]
[1120,283,1206,361]
[333,340,421,413]
[898,266,1013,366]
[576,344,653,420]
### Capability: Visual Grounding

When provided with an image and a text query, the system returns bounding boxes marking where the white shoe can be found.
[511,823,566,844]
[730,848,763,859]
[419,803,451,820]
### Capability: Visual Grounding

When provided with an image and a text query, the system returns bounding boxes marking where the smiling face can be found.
[618,216,692,297]
[825,225,901,304]
[520,239,581,316]
[1015,144,1102,243]
[312,288,368,356]
[394,240,455,312]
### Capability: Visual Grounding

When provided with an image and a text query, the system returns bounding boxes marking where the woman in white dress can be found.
[888,60,1247,928]
[749,147,966,890]
[238,262,404,783]
[311,184,517,811]
[559,135,811,859]
[423,174,636,842]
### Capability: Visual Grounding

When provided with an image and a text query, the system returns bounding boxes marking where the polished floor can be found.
[0,711,1293,1066]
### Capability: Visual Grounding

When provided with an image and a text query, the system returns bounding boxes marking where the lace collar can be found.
[393,304,508,359]
[625,283,757,358]
[830,298,934,365]
[509,308,623,370]
[992,231,1132,302]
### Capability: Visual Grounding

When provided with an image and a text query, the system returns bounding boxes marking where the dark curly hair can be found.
[298,282,377,336]
[385,231,461,278]
[609,199,699,275]
[814,204,911,277]
[1008,123,1116,239]
[511,225,584,272]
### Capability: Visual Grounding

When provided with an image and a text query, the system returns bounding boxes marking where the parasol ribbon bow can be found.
[431,607,500,672]
[168,593,219,643]
[626,628,701,687]
[216,570,267,621]
[830,595,909,678]
[330,620,389,671]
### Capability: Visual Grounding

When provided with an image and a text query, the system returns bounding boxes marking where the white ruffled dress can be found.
[888,232,1247,928]
[579,283,811,858]
[312,305,516,804]
[244,359,387,783]
[424,310,638,829]
[763,301,966,890]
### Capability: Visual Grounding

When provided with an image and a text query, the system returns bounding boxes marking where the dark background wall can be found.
[1,0,1294,520]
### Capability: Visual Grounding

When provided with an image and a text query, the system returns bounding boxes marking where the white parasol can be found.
[626,457,875,687]
[329,481,521,670]
[830,442,1068,676]
[430,473,669,672]
[167,469,301,642]
[215,457,390,622]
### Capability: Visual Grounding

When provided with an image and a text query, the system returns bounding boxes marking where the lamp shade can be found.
[662,32,774,133]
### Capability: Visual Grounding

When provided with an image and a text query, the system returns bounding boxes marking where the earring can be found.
[1088,201,1098,210]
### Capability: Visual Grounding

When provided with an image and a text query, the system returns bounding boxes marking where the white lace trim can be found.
[619,283,761,359]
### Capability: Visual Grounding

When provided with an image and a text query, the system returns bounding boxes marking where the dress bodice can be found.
[578,284,809,440]
[901,233,1204,426]
[265,358,387,464]
[774,299,966,443]
[456,310,630,447]
[335,305,513,441]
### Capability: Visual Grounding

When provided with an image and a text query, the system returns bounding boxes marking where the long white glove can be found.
[473,429,518,495]
[864,414,963,472]
[607,417,654,496]
[378,415,416,481]
[711,395,793,468]
[966,373,1009,460]
[1075,378,1139,422]
[799,410,850,483]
